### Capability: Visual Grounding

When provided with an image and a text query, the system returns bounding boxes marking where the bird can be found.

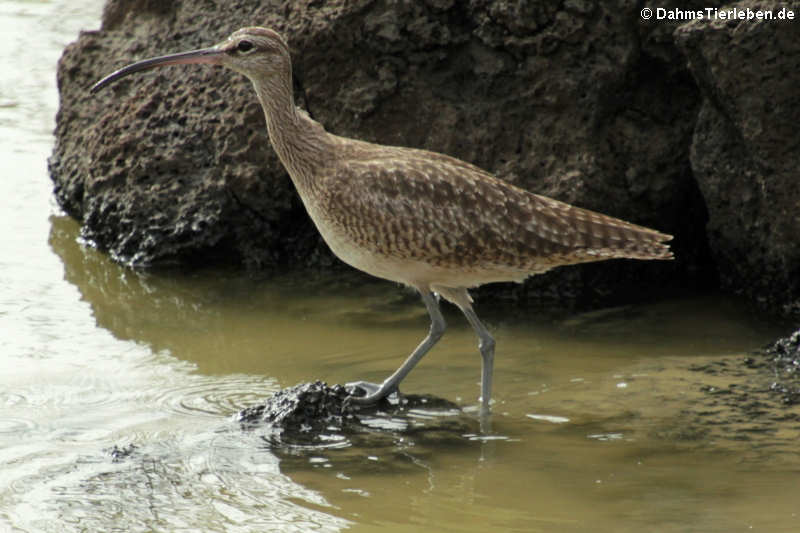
[91,26,673,418]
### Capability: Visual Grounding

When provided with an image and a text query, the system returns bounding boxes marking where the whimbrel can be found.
[91,27,673,417]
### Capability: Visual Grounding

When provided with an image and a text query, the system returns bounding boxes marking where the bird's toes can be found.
[344,380,382,398]
[344,380,400,405]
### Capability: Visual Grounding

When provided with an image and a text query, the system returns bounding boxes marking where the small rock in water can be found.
[768,329,800,369]
[764,329,800,405]
[236,381,355,431]
[235,380,470,446]
[107,443,138,463]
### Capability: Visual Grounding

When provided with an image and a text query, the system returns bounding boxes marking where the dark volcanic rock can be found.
[675,2,800,315]
[236,381,354,435]
[53,0,707,303]
[107,443,138,463]
[764,329,800,404]
[235,381,473,448]
[768,329,800,368]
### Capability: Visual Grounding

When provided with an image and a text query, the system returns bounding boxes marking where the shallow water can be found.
[2,2,799,531]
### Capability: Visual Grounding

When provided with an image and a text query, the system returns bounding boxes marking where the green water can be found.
[1,1,798,531]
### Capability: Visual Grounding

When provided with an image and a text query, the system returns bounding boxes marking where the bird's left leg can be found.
[347,290,446,405]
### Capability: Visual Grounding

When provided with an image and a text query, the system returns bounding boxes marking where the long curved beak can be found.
[90,47,224,93]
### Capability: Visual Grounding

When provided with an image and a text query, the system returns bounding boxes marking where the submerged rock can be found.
[688,328,800,436]
[107,443,138,463]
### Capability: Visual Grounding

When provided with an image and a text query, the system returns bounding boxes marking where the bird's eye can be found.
[237,40,254,53]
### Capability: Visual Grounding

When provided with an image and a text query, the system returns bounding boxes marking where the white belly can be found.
[311,214,529,289]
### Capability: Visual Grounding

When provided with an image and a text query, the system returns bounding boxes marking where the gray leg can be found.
[347,290,446,404]
[430,286,496,418]
[460,306,495,416]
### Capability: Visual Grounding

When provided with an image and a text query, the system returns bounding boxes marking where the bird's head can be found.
[91,27,291,93]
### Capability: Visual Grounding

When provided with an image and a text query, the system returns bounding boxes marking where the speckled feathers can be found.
[299,141,672,288]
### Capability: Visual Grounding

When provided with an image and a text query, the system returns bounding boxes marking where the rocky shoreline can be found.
[50,0,800,316]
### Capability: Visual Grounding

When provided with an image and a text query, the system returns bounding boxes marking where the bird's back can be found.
[299,137,672,289]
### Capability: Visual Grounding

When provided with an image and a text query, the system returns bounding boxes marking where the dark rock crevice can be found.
[675,3,800,315]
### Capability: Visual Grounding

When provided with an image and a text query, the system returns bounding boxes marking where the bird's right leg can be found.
[347,290,446,404]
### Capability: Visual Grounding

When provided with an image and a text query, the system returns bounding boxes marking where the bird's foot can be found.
[344,380,399,405]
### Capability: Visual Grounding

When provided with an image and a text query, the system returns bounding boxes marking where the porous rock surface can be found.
[49,0,799,313]
[236,381,354,436]
[675,2,800,315]
[235,380,472,447]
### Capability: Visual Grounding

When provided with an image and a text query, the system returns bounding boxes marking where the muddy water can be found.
[3,1,799,532]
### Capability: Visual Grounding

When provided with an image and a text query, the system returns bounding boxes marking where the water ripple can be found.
[0,392,26,407]
[0,417,37,435]
[153,375,279,418]
[4,429,349,532]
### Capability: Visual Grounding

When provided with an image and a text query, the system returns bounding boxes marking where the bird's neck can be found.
[251,74,331,192]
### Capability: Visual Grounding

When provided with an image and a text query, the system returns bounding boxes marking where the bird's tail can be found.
[535,194,674,262]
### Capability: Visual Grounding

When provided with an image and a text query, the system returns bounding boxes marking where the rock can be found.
[768,329,800,367]
[236,381,354,436]
[675,1,800,315]
[52,1,703,304]
[764,329,800,404]
[107,443,138,462]
[235,381,474,448]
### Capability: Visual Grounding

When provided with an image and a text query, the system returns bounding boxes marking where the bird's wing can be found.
[322,150,578,269]
[323,147,672,271]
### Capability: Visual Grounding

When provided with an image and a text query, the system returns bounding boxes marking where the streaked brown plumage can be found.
[91,27,672,421]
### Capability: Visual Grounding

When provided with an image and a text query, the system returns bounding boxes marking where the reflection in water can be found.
[47,215,422,378]
[49,215,241,363]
